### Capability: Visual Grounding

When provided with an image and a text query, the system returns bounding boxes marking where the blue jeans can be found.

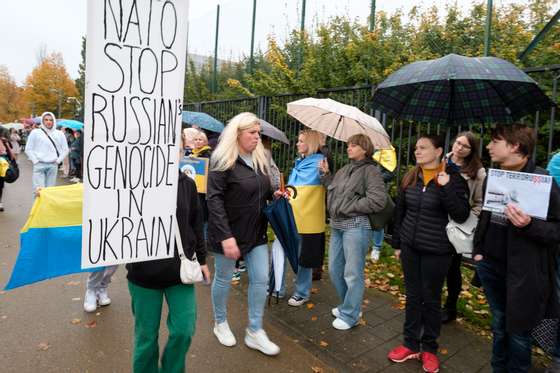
[279,242,313,300]
[87,265,118,291]
[292,266,313,299]
[552,254,560,362]
[211,244,268,332]
[32,162,58,195]
[372,228,384,251]
[476,260,532,373]
[328,227,372,325]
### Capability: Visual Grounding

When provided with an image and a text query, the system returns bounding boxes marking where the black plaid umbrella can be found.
[371,53,555,126]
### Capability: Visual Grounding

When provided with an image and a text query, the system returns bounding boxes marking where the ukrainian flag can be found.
[288,153,326,234]
[5,184,100,290]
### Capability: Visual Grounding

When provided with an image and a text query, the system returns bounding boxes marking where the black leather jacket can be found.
[207,158,272,255]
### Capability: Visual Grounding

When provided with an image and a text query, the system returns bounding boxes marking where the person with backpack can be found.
[0,128,15,211]
[370,145,397,261]
[24,112,68,195]
[319,134,386,330]
[388,134,470,373]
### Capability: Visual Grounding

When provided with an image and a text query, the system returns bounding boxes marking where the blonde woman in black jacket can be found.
[388,134,470,373]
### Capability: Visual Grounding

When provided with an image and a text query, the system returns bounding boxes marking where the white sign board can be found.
[82,0,189,268]
[482,168,553,220]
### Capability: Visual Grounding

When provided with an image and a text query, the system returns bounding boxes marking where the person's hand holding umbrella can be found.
[319,158,329,175]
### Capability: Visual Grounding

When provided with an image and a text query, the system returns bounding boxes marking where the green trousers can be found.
[128,281,197,373]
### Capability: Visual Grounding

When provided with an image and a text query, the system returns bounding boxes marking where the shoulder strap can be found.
[173,216,197,261]
[40,128,60,158]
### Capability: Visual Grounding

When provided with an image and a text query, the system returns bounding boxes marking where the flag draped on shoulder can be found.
[287,153,326,234]
[5,184,100,290]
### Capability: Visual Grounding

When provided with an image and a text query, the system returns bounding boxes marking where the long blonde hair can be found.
[211,112,269,174]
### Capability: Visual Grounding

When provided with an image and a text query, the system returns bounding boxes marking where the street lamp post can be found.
[67,97,82,120]
[49,88,64,118]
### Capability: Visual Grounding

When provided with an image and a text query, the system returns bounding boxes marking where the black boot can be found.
[442,307,457,324]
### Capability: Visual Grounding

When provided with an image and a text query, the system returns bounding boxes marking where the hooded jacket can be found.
[473,161,560,333]
[392,165,470,255]
[321,158,386,220]
[25,112,69,165]
[207,157,272,256]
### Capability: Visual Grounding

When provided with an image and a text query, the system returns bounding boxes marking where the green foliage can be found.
[183,0,560,103]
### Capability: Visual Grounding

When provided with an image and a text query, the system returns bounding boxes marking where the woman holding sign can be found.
[207,112,280,356]
[388,134,470,373]
[126,136,210,373]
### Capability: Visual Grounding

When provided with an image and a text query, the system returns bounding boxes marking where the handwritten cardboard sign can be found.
[82,0,189,268]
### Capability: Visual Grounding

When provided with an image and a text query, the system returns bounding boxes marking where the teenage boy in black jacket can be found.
[474,124,560,373]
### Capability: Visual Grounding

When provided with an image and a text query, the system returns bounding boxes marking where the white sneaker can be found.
[332,317,357,330]
[370,248,380,262]
[84,289,97,313]
[331,307,362,319]
[97,288,111,306]
[213,321,237,347]
[244,328,280,356]
[287,295,308,307]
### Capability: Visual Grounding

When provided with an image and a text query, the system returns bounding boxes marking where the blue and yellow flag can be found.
[5,184,100,290]
[180,156,209,193]
[288,153,326,234]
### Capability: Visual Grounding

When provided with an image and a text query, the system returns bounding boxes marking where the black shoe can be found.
[442,308,457,324]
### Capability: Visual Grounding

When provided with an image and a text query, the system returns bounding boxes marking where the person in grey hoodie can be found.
[25,112,68,196]
[319,134,386,330]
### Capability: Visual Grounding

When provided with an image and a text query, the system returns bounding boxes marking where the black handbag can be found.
[367,194,395,230]
[3,157,19,183]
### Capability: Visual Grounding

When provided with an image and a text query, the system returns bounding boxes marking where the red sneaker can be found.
[421,352,440,373]
[387,345,420,363]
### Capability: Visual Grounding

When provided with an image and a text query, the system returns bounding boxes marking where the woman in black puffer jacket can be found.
[387,134,470,373]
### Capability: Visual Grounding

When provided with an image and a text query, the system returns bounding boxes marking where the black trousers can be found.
[0,176,4,201]
[444,253,463,310]
[401,247,452,353]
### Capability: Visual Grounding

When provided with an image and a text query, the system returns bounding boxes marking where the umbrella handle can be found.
[285,185,297,199]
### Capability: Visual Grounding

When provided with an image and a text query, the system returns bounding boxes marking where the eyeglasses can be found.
[454,141,471,150]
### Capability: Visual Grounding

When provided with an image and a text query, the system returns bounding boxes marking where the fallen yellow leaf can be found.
[311,288,319,294]
[70,318,81,325]
[38,342,50,351]
[311,367,324,373]
[319,340,329,348]
[439,348,449,355]
[306,303,315,310]
[311,316,318,321]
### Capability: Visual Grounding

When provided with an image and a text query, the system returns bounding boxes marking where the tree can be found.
[0,66,26,122]
[23,52,79,119]
[74,37,86,120]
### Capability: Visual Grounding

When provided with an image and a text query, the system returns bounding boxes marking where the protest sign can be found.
[180,157,209,193]
[82,0,189,268]
[483,168,553,220]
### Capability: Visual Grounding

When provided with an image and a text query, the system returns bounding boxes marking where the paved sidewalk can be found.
[233,268,547,373]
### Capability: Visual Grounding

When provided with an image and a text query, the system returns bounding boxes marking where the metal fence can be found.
[184,64,560,188]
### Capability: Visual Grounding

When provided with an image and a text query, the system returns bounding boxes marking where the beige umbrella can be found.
[287,97,391,149]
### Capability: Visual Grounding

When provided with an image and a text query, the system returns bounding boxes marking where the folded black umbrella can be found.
[263,197,300,303]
